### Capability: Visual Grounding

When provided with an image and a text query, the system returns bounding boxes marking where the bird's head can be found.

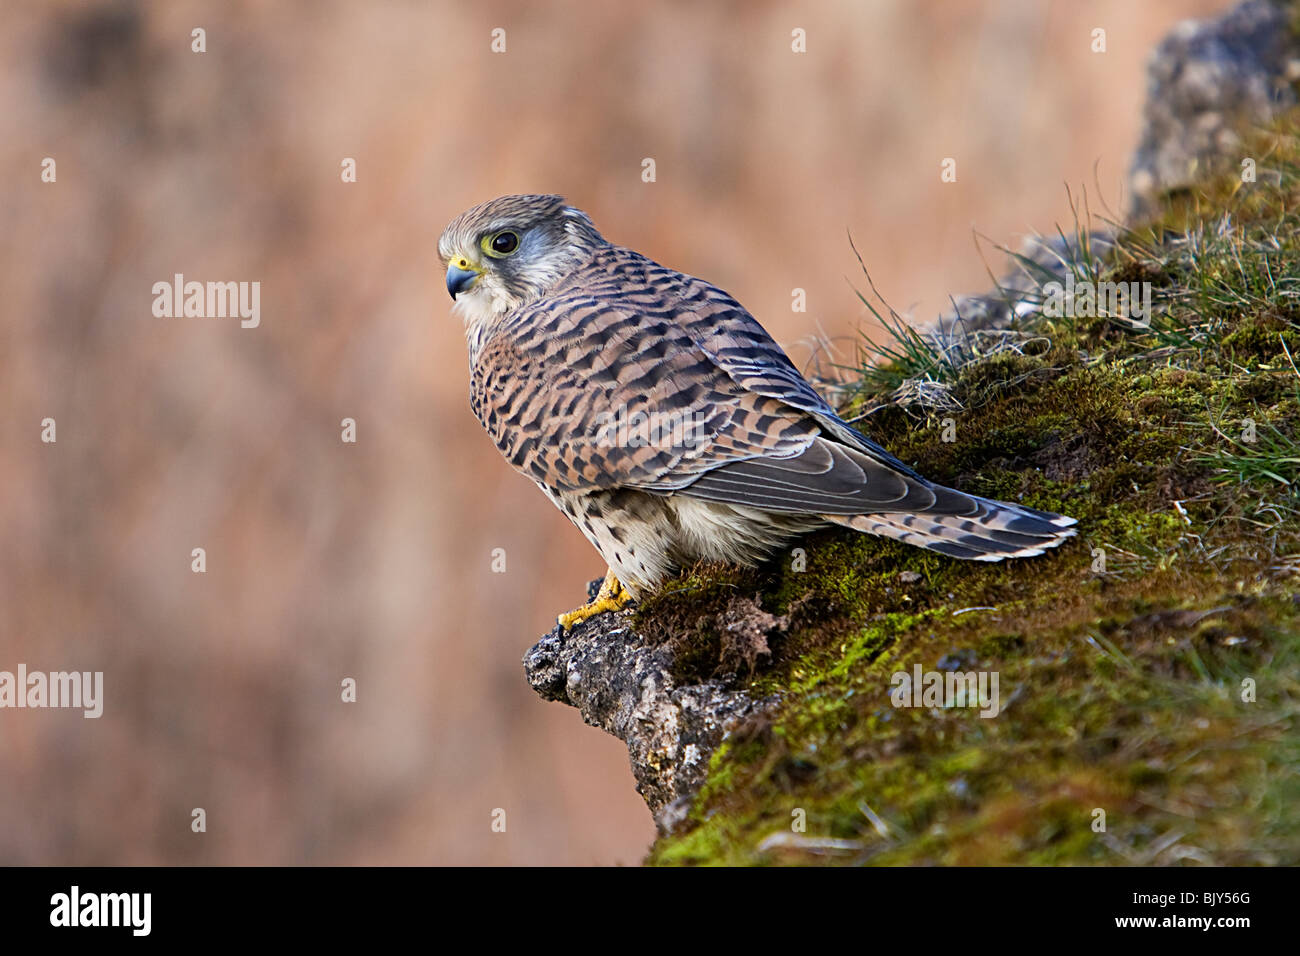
[439,194,605,340]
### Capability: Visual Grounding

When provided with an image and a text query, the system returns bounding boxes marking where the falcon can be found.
[439,195,1076,629]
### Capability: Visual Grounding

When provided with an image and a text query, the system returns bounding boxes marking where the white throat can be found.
[453,283,517,354]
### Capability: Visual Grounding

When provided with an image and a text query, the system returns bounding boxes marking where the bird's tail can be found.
[826,495,1076,561]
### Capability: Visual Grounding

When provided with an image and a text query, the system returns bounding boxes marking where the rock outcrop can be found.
[1129,0,1299,219]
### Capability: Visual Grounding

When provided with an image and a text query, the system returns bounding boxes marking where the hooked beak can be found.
[446,258,482,299]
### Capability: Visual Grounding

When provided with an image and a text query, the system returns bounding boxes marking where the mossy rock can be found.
[640,115,1300,866]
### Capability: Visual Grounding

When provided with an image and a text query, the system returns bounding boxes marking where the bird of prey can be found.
[440,195,1076,629]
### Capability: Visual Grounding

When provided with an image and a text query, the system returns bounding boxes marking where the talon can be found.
[558,569,633,630]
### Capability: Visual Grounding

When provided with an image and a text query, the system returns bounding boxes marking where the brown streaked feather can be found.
[470,257,819,493]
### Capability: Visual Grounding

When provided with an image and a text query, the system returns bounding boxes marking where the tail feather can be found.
[827,494,1076,561]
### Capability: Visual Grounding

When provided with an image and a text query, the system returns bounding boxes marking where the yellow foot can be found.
[558,569,634,630]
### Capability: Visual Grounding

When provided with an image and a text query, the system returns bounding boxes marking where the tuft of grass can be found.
[844,232,958,398]
[1196,418,1300,490]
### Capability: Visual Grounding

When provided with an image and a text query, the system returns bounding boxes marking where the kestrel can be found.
[440,195,1076,629]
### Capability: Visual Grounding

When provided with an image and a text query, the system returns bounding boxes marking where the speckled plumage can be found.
[440,195,1075,598]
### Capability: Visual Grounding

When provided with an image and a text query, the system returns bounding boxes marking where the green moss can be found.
[642,109,1300,866]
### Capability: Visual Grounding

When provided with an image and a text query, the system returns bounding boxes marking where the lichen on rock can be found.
[524,598,780,832]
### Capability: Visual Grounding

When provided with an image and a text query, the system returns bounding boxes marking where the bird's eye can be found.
[484,230,520,257]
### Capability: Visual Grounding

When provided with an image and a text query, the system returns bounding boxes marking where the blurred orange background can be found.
[0,0,1229,864]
